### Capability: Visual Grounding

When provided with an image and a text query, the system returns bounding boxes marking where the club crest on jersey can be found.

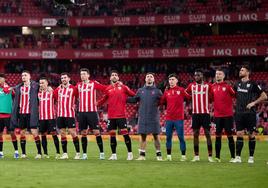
[177,91,181,95]
[247,84,251,88]
[151,91,155,95]
[222,87,226,91]
[118,87,122,90]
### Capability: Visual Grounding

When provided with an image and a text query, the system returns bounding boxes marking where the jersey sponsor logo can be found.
[193,91,205,94]
[246,84,251,88]
[118,87,122,90]
[79,88,91,92]
[39,97,50,101]
[237,87,248,93]
[151,91,155,95]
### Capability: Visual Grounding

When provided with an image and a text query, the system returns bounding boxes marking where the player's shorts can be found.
[39,119,57,134]
[57,117,76,129]
[235,113,257,134]
[0,118,11,132]
[214,116,234,136]
[107,118,127,131]
[78,112,100,131]
[19,114,37,129]
[191,114,211,130]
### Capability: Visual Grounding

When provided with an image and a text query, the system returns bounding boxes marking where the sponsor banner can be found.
[0,11,267,26]
[0,47,266,59]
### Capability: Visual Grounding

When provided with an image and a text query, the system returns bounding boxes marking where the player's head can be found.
[80,68,90,82]
[0,73,6,85]
[39,77,49,90]
[145,72,155,86]
[168,73,178,88]
[110,70,119,84]
[215,68,225,83]
[21,70,31,83]
[194,69,203,83]
[60,72,70,86]
[239,65,250,79]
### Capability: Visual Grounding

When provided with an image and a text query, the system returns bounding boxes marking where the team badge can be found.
[247,84,251,88]
[118,87,122,90]
[152,91,155,95]
[177,91,181,95]
[222,87,226,91]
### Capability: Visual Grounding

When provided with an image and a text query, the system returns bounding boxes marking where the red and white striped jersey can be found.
[76,81,106,112]
[185,82,211,114]
[54,84,78,118]
[19,85,30,114]
[38,90,55,120]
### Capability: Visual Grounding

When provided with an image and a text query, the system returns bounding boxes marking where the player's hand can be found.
[246,102,256,109]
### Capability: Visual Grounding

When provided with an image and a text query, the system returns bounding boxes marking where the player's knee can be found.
[109,130,116,137]
[120,129,128,135]
[93,130,101,137]
[50,131,57,136]
[236,131,243,137]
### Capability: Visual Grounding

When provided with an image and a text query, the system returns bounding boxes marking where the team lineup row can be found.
[0,65,267,164]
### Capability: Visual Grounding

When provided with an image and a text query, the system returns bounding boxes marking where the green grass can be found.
[0,138,268,188]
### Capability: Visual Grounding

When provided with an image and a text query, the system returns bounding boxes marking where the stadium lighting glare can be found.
[45,27,51,30]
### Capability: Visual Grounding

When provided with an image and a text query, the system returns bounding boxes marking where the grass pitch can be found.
[0,138,268,188]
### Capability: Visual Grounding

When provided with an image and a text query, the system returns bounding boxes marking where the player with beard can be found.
[233,65,267,163]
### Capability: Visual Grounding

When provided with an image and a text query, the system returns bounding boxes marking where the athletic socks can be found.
[249,137,256,157]
[20,136,26,155]
[123,134,132,152]
[81,136,87,154]
[0,136,3,152]
[227,136,235,158]
[61,136,67,153]
[11,134,18,151]
[110,136,117,154]
[52,135,60,154]
[236,137,244,156]
[34,136,42,155]
[215,136,221,158]
[72,136,80,153]
[41,135,48,155]
[96,135,104,153]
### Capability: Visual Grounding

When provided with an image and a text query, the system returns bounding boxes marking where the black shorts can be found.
[0,118,11,132]
[214,116,234,136]
[57,117,76,129]
[39,119,57,134]
[192,114,211,130]
[107,118,127,131]
[78,112,99,131]
[19,114,37,129]
[235,113,257,133]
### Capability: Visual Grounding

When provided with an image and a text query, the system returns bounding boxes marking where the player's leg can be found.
[31,128,42,159]
[165,120,173,161]
[214,117,223,161]
[108,119,117,160]
[6,116,19,158]
[234,113,244,163]
[118,119,133,160]
[19,115,27,158]
[224,117,235,162]
[68,118,80,159]
[39,121,48,157]
[58,118,68,159]
[247,113,257,164]
[0,128,3,158]
[48,120,60,158]
[78,113,88,159]
[174,120,186,161]
[203,114,213,162]
[153,134,162,161]
[136,134,147,160]
[89,112,104,159]
[191,114,200,161]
